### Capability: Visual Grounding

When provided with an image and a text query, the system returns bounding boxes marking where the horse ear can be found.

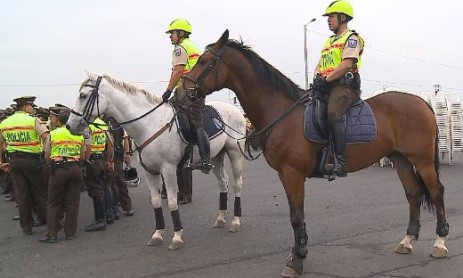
[217,29,229,47]
[84,69,97,80]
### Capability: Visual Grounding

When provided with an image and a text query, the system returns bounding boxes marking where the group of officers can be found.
[0,96,135,243]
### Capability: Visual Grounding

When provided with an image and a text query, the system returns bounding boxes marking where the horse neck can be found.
[224,60,297,131]
[100,82,174,145]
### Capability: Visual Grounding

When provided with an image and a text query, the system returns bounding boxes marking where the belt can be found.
[8,151,40,159]
[90,153,105,160]
[51,160,80,170]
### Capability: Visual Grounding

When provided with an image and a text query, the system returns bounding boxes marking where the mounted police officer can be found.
[313,0,364,177]
[0,96,49,235]
[162,18,213,174]
[39,108,85,243]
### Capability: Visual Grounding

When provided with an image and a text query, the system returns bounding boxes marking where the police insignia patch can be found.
[347,39,358,48]
[175,48,182,56]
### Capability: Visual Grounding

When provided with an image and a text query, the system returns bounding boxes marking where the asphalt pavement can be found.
[1,153,462,278]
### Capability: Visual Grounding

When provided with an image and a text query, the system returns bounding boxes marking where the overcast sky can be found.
[2,0,462,109]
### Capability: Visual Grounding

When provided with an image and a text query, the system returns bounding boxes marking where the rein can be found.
[71,76,165,127]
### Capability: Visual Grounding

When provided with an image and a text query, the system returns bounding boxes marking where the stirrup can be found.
[188,162,214,174]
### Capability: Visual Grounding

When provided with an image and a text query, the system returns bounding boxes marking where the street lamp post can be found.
[304,18,316,90]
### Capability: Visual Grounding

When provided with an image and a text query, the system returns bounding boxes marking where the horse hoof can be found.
[281,266,300,277]
[431,246,448,258]
[168,239,184,250]
[394,244,412,254]
[229,218,241,233]
[147,237,163,246]
[213,219,226,228]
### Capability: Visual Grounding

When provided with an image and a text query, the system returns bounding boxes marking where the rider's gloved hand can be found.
[312,74,327,91]
[162,89,173,102]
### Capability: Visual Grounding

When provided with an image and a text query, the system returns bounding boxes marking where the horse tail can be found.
[416,126,440,213]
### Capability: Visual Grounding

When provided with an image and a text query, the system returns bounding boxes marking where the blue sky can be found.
[1,0,462,109]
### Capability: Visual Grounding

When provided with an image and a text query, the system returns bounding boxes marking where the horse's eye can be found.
[79,93,86,99]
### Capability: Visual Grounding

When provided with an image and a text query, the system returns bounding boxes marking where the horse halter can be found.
[182,46,224,98]
[70,76,103,127]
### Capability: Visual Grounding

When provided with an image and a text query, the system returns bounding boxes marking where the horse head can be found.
[67,71,109,135]
[181,29,230,98]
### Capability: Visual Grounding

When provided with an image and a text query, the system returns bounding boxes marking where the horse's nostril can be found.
[65,124,70,130]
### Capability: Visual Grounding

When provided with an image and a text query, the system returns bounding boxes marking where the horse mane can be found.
[215,39,303,101]
[102,75,162,104]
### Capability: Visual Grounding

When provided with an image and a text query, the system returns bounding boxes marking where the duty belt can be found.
[90,153,105,160]
[50,160,80,172]
[8,151,40,159]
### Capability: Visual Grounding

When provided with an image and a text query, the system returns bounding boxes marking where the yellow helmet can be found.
[323,0,354,18]
[166,19,192,34]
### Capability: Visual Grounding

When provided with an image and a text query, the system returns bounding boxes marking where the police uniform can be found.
[84,117,112,232]
[315,0,364,177]
[39,108,84,242]
[165,19,212,174]
[106,117,134,215]
[0,96,49,234]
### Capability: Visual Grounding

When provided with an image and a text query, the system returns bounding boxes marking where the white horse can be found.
[67,72,246,250]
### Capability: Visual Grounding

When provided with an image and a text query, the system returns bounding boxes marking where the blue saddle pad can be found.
[176,105,224,144]
[304,100,377,144]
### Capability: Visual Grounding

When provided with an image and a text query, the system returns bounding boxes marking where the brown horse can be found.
[180,30,449,277]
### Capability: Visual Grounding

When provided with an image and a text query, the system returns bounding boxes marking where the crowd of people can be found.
[0,96,135,243]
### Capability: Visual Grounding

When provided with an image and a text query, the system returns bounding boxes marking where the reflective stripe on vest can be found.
[0,112,41,153]
[89,118,108,154]
[179,38,202,74]
[50,126,84,159]
[319,30,363,77]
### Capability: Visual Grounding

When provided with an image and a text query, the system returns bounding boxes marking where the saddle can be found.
[303,92,377,179]
[172,104,224,144]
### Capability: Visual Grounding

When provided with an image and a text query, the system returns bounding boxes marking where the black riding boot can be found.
[85,196,106,232]
[190,127,213,174]
[330,118,347,177]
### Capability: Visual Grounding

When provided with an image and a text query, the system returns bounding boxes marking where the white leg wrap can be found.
[214,210,227,228]
[169,229,184,250]
[147,229,165,246]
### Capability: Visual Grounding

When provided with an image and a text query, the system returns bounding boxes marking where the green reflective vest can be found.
[89,118,108,154]
[179,38,201,74]
[0,111,41,153]
[319,30,364,77]
[50,126,84,159]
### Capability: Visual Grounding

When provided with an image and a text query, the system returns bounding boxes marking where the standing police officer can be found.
[0,96,49,235]
[313,0,364,177]
[39,108,85,243]
[84,117,114,232]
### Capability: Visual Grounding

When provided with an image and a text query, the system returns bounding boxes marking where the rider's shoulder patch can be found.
[347,38,358,48]
[174,47,182,56]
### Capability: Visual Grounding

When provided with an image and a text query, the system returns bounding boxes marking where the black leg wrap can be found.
[234,197,241,217]
[219,192,228,211]
[293,225,309,259]
[407,219,421,239]
[171,209,183,232]
[154,207,165,230]
[436,221,449,237]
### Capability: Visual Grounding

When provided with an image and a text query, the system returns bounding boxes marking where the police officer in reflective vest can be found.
[313,0,364,177]
[84,117,114,232]
[38,108,85,243]
[162,18,213,174]
[0,96,49,235]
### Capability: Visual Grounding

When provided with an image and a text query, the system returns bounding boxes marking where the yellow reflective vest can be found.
[179,38,201,74]
[0,111,41,153]
[89,118,108,154]
[319,30,364,77]
[50,126,84,160]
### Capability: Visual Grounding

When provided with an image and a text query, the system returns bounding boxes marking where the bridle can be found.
[181,45,225,98]
[70,76,103,128]
[70,76,164,128]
